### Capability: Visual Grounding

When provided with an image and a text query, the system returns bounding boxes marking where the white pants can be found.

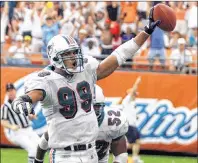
[174,20,187,35]
[5,127,40,157]
[49,146,98,163]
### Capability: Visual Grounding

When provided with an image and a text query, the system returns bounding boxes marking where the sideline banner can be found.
[98,71,197,155]
[1,67,197,155]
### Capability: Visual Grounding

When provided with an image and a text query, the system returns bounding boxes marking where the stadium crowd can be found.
[1,1,197,73]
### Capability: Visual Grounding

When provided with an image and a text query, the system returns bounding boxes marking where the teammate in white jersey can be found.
[94,85,129,163]
[11,8,160,163]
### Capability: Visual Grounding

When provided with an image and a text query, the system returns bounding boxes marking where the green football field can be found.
[1,148,197,163]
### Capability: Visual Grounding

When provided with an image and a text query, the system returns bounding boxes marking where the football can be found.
[153,3,176,32]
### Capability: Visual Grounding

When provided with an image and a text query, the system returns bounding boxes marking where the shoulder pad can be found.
[85,55,99,70]
[38,71,51,77]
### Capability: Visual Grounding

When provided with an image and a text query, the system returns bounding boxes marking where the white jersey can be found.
[96,106,129,163]
[122,94,137,127]
[24,56,100,148]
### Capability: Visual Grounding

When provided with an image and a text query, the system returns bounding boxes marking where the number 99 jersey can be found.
[96,106,129,163]
[24,56,100,149]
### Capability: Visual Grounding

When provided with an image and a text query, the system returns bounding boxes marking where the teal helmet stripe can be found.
[62,36,70,45]
[62,35,76,45]
[68,35,76,44]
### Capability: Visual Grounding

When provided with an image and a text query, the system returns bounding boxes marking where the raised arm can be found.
[96,8,160,80]
[117,76,141,105]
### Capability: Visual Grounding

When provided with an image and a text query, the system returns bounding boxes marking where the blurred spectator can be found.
[14,2,33,37]
[63,2,85,25]
[23,35,33,53]
[85,15,97,37]
[148,27,168,70]
[121,26,136,43]
[41,16,61,59]
[95,1,106,12]
[6,2,16,39]
[173,2,187,37]
[61,18,81,38]
[120,2,138,34]
[185,2,198,32]
[8,2,17,23]
[10,13,20,39]
[83,37,101,57]
[111,21,122,50]
[77,29,88,55]
[137,2,148,28]
[63,2,78,11]
[26,2,35,10]
[31,2,44,53]
[7,35,23,56]
[169,38,193,72]
[7,35,31,65]
[188,27,198,48]
[1,2,8,52]
[61,2,84,38]
[78,2,91,20]
[53,2,63,20]
[100,18,113,55]
[169,31,181,49]
[2,1,196,73]
[94,7,107,38]
[106,2,120,21]
[61,20,74,36]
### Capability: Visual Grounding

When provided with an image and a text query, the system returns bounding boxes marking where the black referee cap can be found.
[6,83,15,91]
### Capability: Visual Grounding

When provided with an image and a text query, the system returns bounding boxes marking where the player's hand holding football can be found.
[144,7,161,35]
[12,97,32,116]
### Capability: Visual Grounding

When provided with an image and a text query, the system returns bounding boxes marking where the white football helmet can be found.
[47,34,84,74]
[94,84,105,117]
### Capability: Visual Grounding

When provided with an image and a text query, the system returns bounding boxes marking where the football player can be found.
[34,84,129,163]
[94,85,129,163]
[12,8,160,163]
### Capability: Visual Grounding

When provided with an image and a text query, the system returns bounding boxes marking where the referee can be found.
[1,83,40,163]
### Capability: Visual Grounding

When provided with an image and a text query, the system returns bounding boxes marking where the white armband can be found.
[39,134,48,150]
[112,39,140,66]
[114,153,128,163]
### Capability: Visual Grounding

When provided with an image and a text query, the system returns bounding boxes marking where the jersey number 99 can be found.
[58,81,92,119]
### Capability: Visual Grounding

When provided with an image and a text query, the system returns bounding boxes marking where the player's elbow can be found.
[96,56,119,80]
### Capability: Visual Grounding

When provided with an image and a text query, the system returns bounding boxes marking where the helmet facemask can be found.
[93,84,105,119]
[93,102,105,119]
[56,47,84,74]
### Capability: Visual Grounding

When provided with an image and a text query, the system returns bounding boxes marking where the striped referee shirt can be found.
[1,100,30,128]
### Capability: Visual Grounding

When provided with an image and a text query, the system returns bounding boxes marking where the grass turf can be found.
[1,148,197,163]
